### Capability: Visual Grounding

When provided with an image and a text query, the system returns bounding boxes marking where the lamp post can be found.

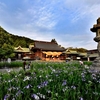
[90,17,100,71]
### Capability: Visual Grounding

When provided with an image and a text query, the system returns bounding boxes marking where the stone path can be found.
[0,67,23,73]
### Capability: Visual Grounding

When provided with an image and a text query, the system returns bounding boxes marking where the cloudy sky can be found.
[0,0,100,50]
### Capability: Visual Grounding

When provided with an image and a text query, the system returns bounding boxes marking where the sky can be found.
[0,0,100,50]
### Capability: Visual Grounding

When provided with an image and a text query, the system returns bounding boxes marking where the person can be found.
[23,60,26,71]
[25,61,31,69]
[27,61,31,69]
[79,60,83,65]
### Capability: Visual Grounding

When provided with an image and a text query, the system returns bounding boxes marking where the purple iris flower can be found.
[37,81,48,88]
[4,94,10,100]
[31,94,40,100]
[62,80,67,86]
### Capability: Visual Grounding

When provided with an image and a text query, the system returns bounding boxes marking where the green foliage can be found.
[51,38,58,44]
[9,61,23,68]
[11,35,34,47]
[67,47,87,53]
[83,61,92,66]
[0,27,15,59]
[0,43,15,59]
[0,27,13,47]
[77,48,87,53]
[0,61,23,68]
[0,26,34,48]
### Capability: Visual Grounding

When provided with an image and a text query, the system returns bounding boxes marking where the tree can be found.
[0,43,15,60]
[0,27,15,60]
[51,39,58,44]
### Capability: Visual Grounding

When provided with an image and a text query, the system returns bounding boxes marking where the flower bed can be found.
[1,61,100,100]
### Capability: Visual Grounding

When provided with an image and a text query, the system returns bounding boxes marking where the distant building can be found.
[64,48,87,61]
[14,46,34,60]
[14,40,98,62]
[87,49,98,61]
[31,40,66,61]
[14,40,66,61]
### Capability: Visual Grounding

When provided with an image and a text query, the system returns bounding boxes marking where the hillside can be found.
[0,26,34,48]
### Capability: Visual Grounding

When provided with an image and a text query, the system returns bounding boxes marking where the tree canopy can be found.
[0,43,15,59]
[51,38,58,44]
[0,26,34,48]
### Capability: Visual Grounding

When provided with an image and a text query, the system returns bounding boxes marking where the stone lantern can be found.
[90,17,100,71]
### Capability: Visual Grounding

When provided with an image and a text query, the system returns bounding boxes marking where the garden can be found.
[0,61,100,100]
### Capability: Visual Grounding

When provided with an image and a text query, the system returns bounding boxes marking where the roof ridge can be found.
[34,40,57,44]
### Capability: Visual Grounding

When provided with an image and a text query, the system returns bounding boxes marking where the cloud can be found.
[55,32,97,49]
[0,0,99,50]
[14,0,59,32]
[64,0,100,23]
[34,7,57,30]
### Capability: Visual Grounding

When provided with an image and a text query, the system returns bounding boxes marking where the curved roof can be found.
[14,46,30,52]
[32,41,65,51]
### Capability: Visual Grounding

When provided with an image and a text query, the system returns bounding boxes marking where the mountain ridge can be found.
[0,26,34,48]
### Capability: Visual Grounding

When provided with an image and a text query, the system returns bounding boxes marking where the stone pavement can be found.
[0,67,23,73]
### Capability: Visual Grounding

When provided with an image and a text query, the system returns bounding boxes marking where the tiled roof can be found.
[33,41,65,51]
[65,50,78,54]
[14,46,30,52]
[88,53,99,58]
[79,53,87,57]
[64,49,87,57]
